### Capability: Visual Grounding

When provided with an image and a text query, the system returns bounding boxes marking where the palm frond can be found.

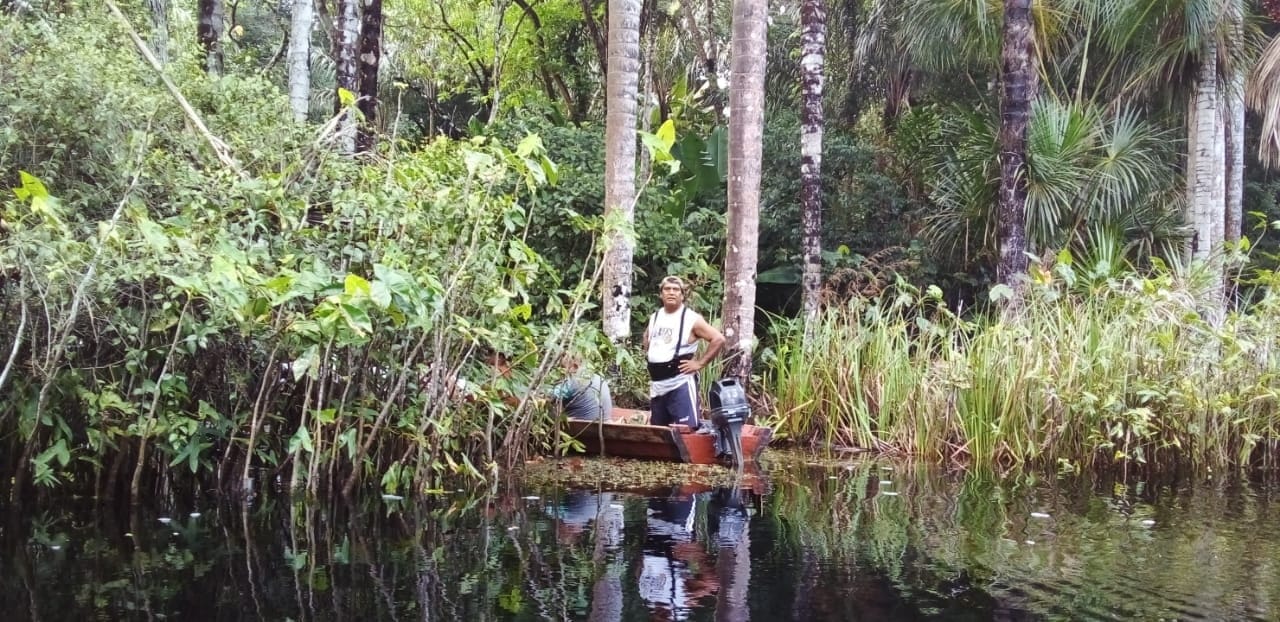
[1247,34,1280,169]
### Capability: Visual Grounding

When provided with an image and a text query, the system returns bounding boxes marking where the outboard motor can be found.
[708,378,750,465]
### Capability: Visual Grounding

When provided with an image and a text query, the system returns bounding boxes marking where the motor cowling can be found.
[708,378,750,464]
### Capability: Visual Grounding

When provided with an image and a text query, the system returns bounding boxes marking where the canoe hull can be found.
[562,408,772,465]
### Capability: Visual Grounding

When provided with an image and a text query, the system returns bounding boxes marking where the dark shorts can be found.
[648,380,699,429]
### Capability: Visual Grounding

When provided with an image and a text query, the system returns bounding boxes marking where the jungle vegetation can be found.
[4,0,1280,504]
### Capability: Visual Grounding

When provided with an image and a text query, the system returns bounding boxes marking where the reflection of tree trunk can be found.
[128,506,156,621]
[790,549,817,620]
[11,510,42,622]
[715,526,751,622]
[241,501,266,619]
[588,499,625,622]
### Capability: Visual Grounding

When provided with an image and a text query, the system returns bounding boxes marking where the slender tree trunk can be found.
[601,0,642,343]
[995,0,1034,296]
[355,0,383,153]
[1225,1,1244,251]
[334,0,360,154]
[197,0,225,76]
[799,0,825,337]
[722,0,767,381]
[288,0,314,122]
[1187,37,1226,302]
[580,0,609,82]
[147,0,168,65]
[1225,72,1244,244]
[1225,1,1245,307]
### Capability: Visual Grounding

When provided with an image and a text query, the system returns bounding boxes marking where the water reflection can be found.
[2,458,1279,621]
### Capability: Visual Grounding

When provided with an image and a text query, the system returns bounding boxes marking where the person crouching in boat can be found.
[641,276,726,430]
[549,351,613,421]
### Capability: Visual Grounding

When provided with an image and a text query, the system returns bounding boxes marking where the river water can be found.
[3,451,1278,621]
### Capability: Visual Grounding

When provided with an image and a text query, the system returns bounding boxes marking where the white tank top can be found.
[646,306,700,363]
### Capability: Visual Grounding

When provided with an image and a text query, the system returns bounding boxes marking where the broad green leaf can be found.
[988,283,1015,303]
[288,426,314,454]
[639,130,673,162]
[137,217,170,252]
[370,281,392,309]
[341,303,372,335]
[656,118,676,149]
[291,345,318,381]
[15,170,48,201]
[463,150,495,176]
[516,133,544,157]
[344,273,372,298]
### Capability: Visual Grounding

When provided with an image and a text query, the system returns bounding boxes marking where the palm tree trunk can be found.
[147,0,168,65]
[288,0,314,122]
[197,0,225,76]
[800,0,825,335]
[995,0,1034,295]
[1187,37,1225,301]
[1225,72,1243,245]
[1225,1,1244,251]
[601,0,642,343]
[334,0,360,154]
[723,0,768,380]
[355,0,383,153]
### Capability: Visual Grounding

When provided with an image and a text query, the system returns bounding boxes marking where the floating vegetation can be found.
[522,455,764,491]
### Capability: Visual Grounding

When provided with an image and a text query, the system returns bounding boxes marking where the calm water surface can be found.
[3,453,1279,621]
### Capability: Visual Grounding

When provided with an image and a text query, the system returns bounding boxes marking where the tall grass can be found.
[762,262,1280,471]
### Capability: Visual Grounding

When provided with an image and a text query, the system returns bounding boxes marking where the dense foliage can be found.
[5,0,1280,505]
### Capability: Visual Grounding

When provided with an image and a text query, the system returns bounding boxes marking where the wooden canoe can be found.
[561,407,773,465]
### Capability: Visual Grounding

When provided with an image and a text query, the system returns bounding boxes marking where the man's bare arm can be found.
[679,317,725,374]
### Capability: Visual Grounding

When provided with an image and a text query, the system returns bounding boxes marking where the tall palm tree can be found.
[1186,10,1225,299]
[800,0,825,331]
[995,0,1035,293]
[147,0,168,65]
[197,0,224,75]
[355,0,384,153]
[1225,0,1245,248]
[334,0,360,153]
[288,0,314,122]
[602,0,642,344]
[722,0,767,381]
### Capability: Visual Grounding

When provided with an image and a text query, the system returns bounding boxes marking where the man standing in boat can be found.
[641,276,726,430]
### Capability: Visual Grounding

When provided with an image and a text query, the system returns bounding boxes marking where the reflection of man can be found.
[638,489,719,621]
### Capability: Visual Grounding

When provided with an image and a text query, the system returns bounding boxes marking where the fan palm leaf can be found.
[924,97,1182,264]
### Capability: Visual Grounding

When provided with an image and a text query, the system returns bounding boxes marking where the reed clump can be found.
[764,263,1280,471]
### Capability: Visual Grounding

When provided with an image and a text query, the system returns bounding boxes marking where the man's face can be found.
[661,283,684,306]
